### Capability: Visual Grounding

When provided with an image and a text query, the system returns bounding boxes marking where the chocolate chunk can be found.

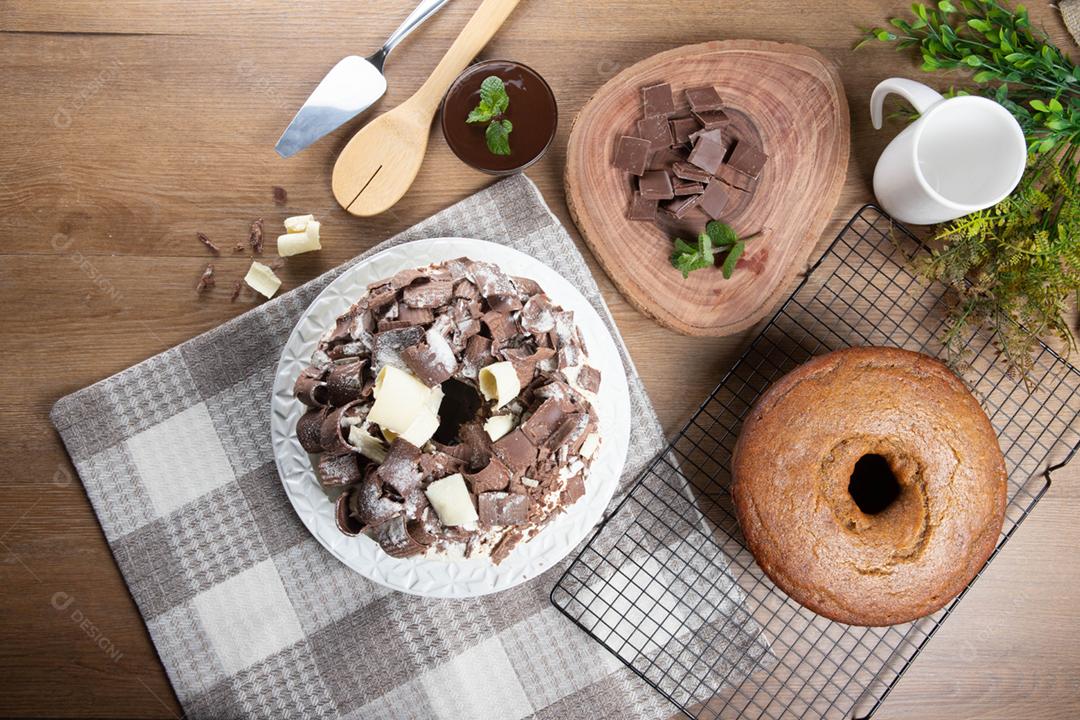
[641,82,675,117]
[647,145,689,171]
[369,515,425,559]
[402,280,454,309]
[195,263,215,292]
[672,178,705,196]
[628,192,658,221]
[670,116,701,145]
[196,232,220,254]
[377,439,423,497]
[716,163,755,191]
[419,450,466,479]
[562,472,586,505]
[691,109,730,130]
[638,170,674,200]
[272,186,287,205]
[401,340,456,387]
[481,310,518,345]
[326,359,366,406]
[613,135,651,176]
[354,474,403,525]
[248,218,264,253]
[478,492,529,527]
[336,489,364,536]
[576,365,601,394]
[293,366,329,407]
[699,180,733,220]
[637,115,673,150]
[520,294,556,335]
[458,420,494,468]
[521,397,570,445]
[510,276,542,297]
[490,528,524,564]
[547,413,590,452]
[297,409,327,453]
[688,127,725,149]
[397,306,434,325]
[493,429,538,473]
[727,140,768,177]
[671,162,712,183]
[688,137,727,175]
[320,401,362,455]
[318,452,363,488]
[685,86,724,112]
[465,456,513,494]
[469,261,520,309]
[372,326,424,372]
[452,280,481,302]
[461,335,493,379]
[507,346,557,386]
[661,194,701,219]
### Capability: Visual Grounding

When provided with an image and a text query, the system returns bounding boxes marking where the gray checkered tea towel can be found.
[50,174,732,719]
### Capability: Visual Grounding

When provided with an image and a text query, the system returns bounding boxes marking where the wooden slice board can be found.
[565,40,850,336]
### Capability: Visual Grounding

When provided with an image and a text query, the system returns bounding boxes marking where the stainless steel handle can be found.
[378,0,453,62]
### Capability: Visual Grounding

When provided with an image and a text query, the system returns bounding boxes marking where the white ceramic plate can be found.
[270,238,632,597]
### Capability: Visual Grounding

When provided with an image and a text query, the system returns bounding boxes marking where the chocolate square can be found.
[493,429,537,473]
[685,86,724,112]
[641,82,675,117]
[692,109,731,130]
[699,181,733,220]
[647,145,689,171]
[671,161,712,183]
[478,492,529,527]
[465,456,513,494]
[687,137,727,175]
[669,116,700,145]
[672,178,705,196]
[627,192,658,222]
[688,127,725,148]
[613,135,651,176]
[638,170,674,200]
[728,141,768,177]
[636,115,673,150]
[716,163,755,191]
[661,194,701,219]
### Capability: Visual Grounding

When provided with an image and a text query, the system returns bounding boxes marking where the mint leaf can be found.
[721,241,745,279]
[480,76,510,116]
[705,220,738,248]
[670,232,715,278]
[485,119,513,155]
[467,106,494,124]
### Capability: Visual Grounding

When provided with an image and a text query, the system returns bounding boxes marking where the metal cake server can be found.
[275,0,452,158]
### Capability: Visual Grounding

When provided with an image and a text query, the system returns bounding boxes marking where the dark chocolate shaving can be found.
[318,452,363,488]
[478,492,529,527]
[493,429,538,473]
[402,280,454,309]
[369,515,425,558]
[465,456,513,494]
[576,365,601,394]
[326,359,367,406]
[248,218,264,253]
[272,186,287,205]
[297,409,327,453]
[196,232,220,254]
[377,439,423,497]
[335,488,364,536]
[195,263,215,292]
[293,366,330,407]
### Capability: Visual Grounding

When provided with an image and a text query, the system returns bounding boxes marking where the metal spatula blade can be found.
[275,56,387,158]
[275,0,451,158]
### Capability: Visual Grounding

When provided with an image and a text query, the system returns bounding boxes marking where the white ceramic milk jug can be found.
[870,77,1027,225]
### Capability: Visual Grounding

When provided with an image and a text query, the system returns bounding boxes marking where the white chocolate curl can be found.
[244,261,282,298]
[424,473,478,526]
[399,405,440,447]
[348,424,387,463]
[478,361,521,410]
[370,366,435,435]
[277,221,321,257]
[283,214,314,232]
[484,414,515,442]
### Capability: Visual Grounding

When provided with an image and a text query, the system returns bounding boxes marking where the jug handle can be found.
[870,78,945,129]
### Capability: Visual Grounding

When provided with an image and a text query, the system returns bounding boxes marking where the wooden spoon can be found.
[332,0,522,216]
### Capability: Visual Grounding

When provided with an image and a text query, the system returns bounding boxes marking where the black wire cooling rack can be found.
[550,204,1080,719]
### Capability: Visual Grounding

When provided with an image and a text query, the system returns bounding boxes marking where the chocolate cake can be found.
[293,258,603,564]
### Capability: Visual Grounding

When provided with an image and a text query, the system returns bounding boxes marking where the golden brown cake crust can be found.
[731,347,1007,626]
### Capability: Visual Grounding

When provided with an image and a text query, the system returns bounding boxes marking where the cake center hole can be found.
[433,378,483,445]
[848,454,900,515]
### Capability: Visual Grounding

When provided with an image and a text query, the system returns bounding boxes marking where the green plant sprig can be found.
[466,76,513,156]
[860,1,1080,154]
[670,221,761,279]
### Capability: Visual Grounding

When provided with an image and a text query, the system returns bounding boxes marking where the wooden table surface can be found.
[1,1,1077,717]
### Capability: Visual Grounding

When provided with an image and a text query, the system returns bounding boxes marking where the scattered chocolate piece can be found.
[402,280,454,309]
[641,82,675,117]
[637,115,673,151]
[627,192,658,222]
[521,397,571,445]
[699,180,733,220]
[671,161,712,183]
[233,242,245,253]
[562,472,586,504]
[638,170,674,200]
[478,492,529,527]
[481,310,517,346]
[372,326,424,372]
[613,135,651,176]
[670,116,701,145]
[520,294,556,335]
[691,109,730,130]
[661,194,701,219]
[687,137,727,175]
[230,278,244,302]
[685,86,724,113]
[269,258,285,271]
[248,217,264,253]
[272,186,287,205]
[196,232,220,254]
[576,365,601,394]
[493,429,538,474]
[728,140,768,177]
[195,263,215,292]
[401,342,456,387]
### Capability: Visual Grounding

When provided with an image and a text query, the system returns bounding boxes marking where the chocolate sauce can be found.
[440,60,558,175]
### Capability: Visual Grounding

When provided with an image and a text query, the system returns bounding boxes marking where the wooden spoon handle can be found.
[411,0,522,114]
